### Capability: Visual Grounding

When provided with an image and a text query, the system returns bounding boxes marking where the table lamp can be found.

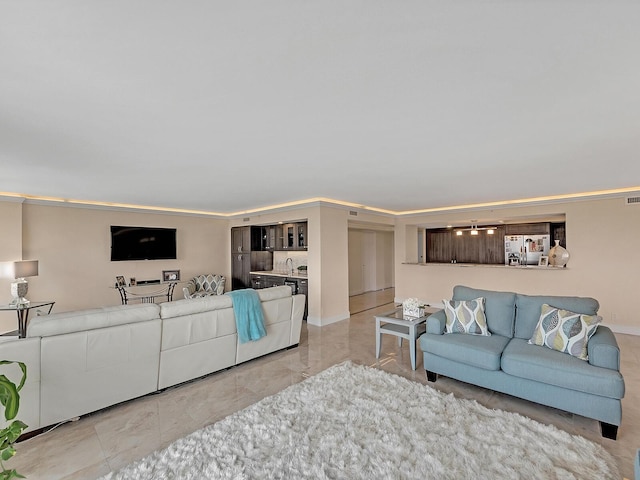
[10,260,39,306]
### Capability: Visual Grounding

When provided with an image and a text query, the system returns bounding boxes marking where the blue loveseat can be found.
[419,285,625,439]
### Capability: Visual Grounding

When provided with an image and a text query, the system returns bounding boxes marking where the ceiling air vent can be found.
[243,217,251,222]
[625,197,640,206]
[349,211,358,216]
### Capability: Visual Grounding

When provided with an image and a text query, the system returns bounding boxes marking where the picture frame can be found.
[115,275,126,287]
[538,256,549,267]
[130,277,137,286]
[162,270,180,282]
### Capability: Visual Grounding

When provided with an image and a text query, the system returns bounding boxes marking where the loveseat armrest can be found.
[426,310,446,335]
[588,326,620,371]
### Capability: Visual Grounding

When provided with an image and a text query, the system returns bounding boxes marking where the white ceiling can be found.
[1,1,639,215]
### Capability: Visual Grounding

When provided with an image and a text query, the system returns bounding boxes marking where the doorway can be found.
[348,225,394,312]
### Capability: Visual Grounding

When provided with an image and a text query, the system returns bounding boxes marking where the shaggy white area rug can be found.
[101,362,619,479]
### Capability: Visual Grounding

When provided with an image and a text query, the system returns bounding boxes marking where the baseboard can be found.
[607,324,640,336]
[307,312,350,327]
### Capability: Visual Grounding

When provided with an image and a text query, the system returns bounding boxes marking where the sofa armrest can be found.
[587,326,620,371]
[426,310,446,335]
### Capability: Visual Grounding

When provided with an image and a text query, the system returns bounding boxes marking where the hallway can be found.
[349,288,395,315]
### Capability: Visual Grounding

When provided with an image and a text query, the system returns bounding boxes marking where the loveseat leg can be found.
[600,422,618,440]
[426,370,437,382]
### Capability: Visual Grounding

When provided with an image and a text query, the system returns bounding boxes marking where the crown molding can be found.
[2,186,640,219]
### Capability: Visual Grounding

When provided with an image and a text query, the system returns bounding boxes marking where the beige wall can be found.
[6,195,635,335]
[0,201,229,333]
[315,206,350,325]
[0,200,24,332]
[394,196,640,334]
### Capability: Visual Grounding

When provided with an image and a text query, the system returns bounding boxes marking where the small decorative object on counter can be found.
[549,240,570,267]
[402,298,425,318]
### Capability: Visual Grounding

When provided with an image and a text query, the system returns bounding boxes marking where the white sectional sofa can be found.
[0,286,304,434]
[157,286,304,389]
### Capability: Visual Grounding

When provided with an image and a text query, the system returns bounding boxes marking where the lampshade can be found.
[14,260,39,279]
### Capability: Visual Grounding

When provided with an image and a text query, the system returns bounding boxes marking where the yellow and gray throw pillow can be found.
[443,297,490,336]
[528,304,602,360]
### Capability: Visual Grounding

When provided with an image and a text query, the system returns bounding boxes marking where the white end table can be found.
[375,307,435,370]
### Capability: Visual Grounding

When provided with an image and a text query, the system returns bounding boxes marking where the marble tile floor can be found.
[349,287,395,314]
[10,302,640,479]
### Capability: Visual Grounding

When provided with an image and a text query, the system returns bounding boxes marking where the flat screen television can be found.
[110,226,177,261]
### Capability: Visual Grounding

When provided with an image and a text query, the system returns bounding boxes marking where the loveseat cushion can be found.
[514,294,599,340]
[501,338,625,399]
[420,333,510,371]
[453,286,516,338]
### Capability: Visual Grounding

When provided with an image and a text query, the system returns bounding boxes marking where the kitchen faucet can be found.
[285,257,293,275]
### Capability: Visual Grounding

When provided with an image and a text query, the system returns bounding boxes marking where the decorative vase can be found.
[549,240,570,267]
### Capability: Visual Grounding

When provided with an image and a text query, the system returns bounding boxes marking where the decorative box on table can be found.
[402,298,425,318]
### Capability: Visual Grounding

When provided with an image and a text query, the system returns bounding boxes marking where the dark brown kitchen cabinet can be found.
[426,230,453,263]
[266,276,285,288]
[251,225,277,251]
[505,223,551,235]
[453,233,481,263]
[297,278,308,319]
[477,226,506,264]
[250,274,264,289]
[275,222,307,250]
[232,253,251,290]
[232,226,272,290]
[232,226,251,253]
[297,223,307,249]
[283,223,296,249]
[426,225,506,265]
[266,225,277,250]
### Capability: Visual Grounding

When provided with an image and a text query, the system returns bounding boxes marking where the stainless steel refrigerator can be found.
[504,235,550,266]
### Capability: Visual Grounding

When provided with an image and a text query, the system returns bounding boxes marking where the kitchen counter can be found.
[250,270,308,279]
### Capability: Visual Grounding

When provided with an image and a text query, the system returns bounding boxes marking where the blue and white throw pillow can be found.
[443,297,490,336]
[529,304,601,360]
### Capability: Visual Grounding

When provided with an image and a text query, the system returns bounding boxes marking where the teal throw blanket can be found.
[226,289,267,344]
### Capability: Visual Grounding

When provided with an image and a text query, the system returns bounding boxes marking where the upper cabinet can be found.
[504,223,551,235]
[297,223,307,249]
[251,225,277,251]
[250,222,308,251]
[231,226,251,253]
[276,222,308,251]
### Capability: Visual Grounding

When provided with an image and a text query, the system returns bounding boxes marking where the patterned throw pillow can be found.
[442,297,490,336]
[528,304,602,360]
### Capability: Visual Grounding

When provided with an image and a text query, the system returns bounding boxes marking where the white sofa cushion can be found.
[256,285,292,302]
[27,303,160,337]
[39,319,161,426]
[160,295,233,319]
[0,337,41,433]
[161,307,237,350]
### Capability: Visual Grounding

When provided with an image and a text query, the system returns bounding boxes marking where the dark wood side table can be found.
[0,301,55,338]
